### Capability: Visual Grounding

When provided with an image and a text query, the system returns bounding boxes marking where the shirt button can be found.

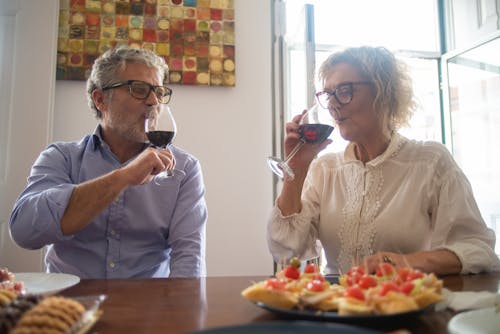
[109,262,115,268]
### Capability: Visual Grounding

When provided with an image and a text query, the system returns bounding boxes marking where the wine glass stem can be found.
[283,140,305,164]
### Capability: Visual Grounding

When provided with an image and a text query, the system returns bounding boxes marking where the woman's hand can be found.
[361,250,462,275]
[361,252,407,274]
[277,111,333,215]
[284,111,332,172]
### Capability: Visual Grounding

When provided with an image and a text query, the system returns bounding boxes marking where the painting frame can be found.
[56,0,236,86]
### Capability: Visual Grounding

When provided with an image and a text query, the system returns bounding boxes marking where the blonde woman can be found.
[268,46,499,275]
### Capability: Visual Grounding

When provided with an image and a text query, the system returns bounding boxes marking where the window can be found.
[272,0,500,255]
[280,0,442,154]
[442,35,500,253]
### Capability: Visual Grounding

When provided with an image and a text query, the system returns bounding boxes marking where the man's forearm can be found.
[60,169,129,235]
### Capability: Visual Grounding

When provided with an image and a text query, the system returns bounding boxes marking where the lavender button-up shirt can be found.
[10,126,207,278]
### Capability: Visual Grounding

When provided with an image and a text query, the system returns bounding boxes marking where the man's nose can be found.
[145,89,160,105]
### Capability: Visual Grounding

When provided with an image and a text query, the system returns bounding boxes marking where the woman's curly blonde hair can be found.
[318,46,417,133]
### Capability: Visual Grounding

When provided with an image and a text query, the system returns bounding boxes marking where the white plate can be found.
[14,272,80,295]
[448,307,500,334]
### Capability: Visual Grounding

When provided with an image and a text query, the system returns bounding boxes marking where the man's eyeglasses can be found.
[315,81,372,109]
[102,80,172,104]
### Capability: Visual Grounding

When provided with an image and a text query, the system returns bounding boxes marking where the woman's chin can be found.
[338,127,353,142]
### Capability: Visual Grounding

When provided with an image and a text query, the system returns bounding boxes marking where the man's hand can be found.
[60,147,175,235]
[121,147,176,185]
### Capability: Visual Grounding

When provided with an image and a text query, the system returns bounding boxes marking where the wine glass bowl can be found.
[267,104,334,180]
[145,104,177,184]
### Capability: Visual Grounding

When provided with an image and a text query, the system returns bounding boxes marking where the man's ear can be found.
[92,89,107,112]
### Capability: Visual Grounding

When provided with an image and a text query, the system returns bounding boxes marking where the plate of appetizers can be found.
[242,259,443,324]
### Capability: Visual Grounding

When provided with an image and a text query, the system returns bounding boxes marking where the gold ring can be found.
[382,255,395,265]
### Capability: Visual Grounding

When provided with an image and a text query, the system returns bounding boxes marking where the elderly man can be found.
[10,47,207,278]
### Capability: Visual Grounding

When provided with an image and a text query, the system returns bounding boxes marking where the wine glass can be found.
[267,104,334,180]
[145,104,177,185]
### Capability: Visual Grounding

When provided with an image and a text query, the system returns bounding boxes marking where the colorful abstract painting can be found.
[57,0,235,86]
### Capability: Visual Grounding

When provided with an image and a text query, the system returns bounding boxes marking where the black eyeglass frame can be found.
[315,81,372,108]
[102,80,173,104]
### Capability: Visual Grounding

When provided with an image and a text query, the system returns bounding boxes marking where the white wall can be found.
[53,1,274,276]
[0,0,59,272]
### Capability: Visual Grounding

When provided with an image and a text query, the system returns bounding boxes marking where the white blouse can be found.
[268,133,500,275]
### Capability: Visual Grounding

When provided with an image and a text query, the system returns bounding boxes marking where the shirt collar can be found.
[90,125,105,150]
[344,132,407,166]
[90,124,151,155]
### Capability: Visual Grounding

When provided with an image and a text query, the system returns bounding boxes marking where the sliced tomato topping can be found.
[344,286,365,300]
[265,278,287,290]
[347,266,365,276]
[399,281,415,295]
[284,265,301,280]
[306,279,325,292]
[13,281,24,293]
[311,274,326,282]
[407,270,424,281]
[378,281,399,296]
[304,263,319,274]
[346,273,361,287]
[395,267,411,283]
[376,263,395,277]
[358,275,378,289]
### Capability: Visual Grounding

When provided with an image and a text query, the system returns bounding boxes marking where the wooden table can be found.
[61,273,500,334]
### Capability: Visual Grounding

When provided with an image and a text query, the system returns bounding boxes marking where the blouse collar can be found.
[344,132,407,166]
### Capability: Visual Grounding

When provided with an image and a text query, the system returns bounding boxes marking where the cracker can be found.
[0,289,17,307]
[11,296,86,334]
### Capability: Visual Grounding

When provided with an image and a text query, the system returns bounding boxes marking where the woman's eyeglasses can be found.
[102,80,172,104]
[316,81,371,109]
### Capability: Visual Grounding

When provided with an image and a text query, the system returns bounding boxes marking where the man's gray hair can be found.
[86,46,169,119]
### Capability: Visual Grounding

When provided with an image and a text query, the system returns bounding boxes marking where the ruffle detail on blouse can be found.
[337,134,405,273]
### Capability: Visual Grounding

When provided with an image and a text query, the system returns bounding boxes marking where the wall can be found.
[52,1,274,276]
[0,0,59,271]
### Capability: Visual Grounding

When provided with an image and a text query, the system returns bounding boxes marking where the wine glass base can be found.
[267,156,295,180]
[153,169,187,185]
[153,171,174,185]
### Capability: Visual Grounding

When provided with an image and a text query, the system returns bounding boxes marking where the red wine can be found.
[147,131,175,148]
[299,124,334,144]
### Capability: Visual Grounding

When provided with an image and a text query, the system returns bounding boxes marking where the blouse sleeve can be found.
[430,146,500,273]
[266,161,324,263]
